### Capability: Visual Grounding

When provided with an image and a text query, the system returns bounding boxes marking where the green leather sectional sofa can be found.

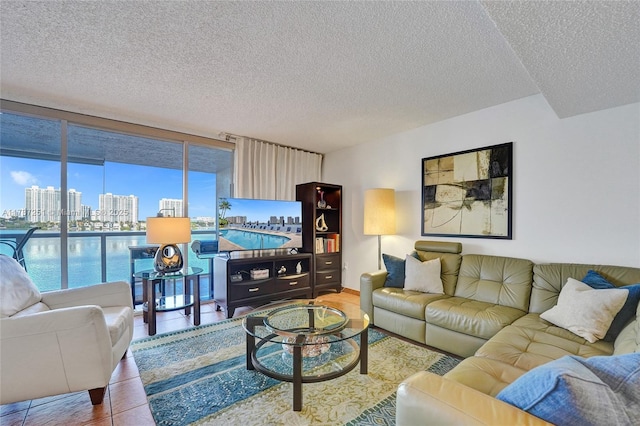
[360,240,640,425]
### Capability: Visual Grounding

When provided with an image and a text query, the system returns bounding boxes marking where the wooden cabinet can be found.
[214,252,312,318]
[296,182,342,297]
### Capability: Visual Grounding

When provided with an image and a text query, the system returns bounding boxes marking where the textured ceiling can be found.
[1,1,638,154]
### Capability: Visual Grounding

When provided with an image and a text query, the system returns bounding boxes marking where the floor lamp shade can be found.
[364,188,396,270]
[146,217,192,274]
[364,188,396,235]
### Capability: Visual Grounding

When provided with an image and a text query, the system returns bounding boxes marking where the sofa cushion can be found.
[404,255,443,294]
[540,278,627,343]
[372,287,448,320]
[496,353,640,426]
[454,255,533,311]
[382,253,405,288]
[426,297,526,340]
[614,319,639,355]
[582,270,640,342]
[444,356,528,397]
[477,317,613,371]
[0,255,42,318]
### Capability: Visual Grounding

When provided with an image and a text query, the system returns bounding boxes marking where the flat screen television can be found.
[217,197,303,253]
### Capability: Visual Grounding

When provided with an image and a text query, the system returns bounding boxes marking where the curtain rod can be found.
[219,132,323,157]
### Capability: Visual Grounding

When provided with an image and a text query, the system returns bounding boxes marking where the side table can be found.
[136,267,203,335]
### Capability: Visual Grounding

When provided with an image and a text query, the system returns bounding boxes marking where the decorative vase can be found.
[296,261,302,274]
[317,190,327,208]
[315,214,328,231]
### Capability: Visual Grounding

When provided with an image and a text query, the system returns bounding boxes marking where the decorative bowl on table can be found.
[282,335,330,357]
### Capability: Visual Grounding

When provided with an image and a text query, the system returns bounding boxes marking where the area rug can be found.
[131,308,460,426]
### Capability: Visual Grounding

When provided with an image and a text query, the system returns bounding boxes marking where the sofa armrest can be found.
[41,280,132,309]
[360,270,387,322]
[396,371,552,426]
[0,306,115,404]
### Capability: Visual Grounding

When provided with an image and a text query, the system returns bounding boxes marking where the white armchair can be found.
[0,255,134,405]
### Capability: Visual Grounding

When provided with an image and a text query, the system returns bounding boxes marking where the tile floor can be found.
[0,291,360,426]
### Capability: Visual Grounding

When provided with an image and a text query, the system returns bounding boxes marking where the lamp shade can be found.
[146,217,192,244]
[364,188,396,235]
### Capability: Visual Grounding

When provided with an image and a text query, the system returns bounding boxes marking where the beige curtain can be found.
[234,137,323,200]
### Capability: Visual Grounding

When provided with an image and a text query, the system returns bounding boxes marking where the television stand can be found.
[214,252,312,318]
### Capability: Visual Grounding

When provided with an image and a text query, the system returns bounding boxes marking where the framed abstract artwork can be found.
[421,142,513,239]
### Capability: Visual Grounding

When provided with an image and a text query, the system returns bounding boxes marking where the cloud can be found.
[11,171,38,186]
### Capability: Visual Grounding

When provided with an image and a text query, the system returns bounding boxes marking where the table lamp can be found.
[146,215,192,274]
[364,188,396,270]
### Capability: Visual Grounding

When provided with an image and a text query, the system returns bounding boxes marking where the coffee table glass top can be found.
[243,299,369,380]
[242,299,369,346]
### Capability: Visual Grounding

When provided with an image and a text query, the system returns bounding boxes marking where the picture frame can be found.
[421,142,513,239]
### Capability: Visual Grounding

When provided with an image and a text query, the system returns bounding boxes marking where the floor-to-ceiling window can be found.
[0,101,233,298]
[0,112,63,291]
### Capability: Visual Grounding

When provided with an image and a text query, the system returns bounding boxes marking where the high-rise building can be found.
[98,193,139,223]
[24,186,82,223]
[226,216,247,224]
[81,205,92,220]
[67,189,82,221]
[159,198,183,216]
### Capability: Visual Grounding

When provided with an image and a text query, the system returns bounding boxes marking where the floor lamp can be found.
[364,188,396,270]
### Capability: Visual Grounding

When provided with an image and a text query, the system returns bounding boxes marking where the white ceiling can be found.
[1,1,638,154]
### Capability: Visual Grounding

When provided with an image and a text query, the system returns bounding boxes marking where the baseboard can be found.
[342,287,359,296]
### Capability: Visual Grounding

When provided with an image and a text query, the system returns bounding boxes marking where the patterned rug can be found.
[131,308,460,426]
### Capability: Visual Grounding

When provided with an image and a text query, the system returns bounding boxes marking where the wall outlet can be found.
[343,261,348,270]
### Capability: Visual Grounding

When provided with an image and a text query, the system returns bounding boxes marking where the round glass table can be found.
[242,299,370,411]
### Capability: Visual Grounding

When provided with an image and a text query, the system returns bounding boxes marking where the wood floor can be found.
[0,291,360,426]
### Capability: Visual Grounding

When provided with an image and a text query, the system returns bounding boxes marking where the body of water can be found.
[3,233,215,293]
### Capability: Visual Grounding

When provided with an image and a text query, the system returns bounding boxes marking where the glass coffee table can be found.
[242,299,370,411]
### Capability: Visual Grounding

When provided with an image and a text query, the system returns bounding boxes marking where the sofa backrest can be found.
[530,263,640,314]
[414,240,462,296]
[455,254,534,311]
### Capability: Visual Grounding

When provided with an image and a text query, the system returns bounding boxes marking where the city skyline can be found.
[221,198,302,224]
[0,156,217,221]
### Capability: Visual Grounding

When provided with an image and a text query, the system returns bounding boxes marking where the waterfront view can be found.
[0,108,234,300]
[2,232,215,295]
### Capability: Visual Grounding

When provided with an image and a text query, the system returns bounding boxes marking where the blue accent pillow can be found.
[382,252,420,288]
[382,253,405,288]
[582,270,640,342]
[496,354,640,426]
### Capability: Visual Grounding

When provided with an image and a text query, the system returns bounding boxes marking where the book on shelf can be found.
[329,234,340,252]
[315,235,340,254]
[326,238,335,253]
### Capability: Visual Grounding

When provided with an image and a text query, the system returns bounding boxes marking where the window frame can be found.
[1,99,234,290]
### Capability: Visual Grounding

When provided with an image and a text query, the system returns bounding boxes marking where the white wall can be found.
[322,94,640,291]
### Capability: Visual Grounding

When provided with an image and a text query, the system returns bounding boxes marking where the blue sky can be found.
[1,156,217,219]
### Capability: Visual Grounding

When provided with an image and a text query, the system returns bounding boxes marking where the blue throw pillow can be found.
[582,270,640,341]
[496,354,640,426]
[382,253,405,288]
